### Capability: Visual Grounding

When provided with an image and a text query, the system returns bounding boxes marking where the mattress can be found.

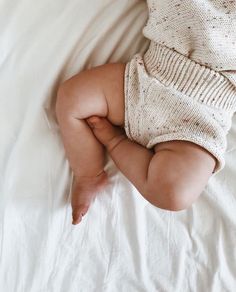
[0,0,236,291]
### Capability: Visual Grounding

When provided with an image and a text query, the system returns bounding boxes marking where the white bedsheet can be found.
[0,0,236,291]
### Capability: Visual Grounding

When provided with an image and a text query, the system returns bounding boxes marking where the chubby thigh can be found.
[58,63,126,127]
[98,62,126,127]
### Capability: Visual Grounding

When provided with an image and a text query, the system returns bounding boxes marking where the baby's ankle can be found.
[74,170,107,182]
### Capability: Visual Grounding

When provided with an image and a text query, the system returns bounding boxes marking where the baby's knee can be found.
[56,71,108,121]
[146,183,200,211]
[56,80,77,118]
[145,141,215,211]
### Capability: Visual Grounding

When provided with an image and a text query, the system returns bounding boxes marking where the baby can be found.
[56,0,236,225]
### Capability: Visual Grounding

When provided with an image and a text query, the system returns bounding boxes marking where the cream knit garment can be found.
[124,0,236,172]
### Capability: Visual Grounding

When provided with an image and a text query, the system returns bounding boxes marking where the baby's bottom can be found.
[56,63,215,224]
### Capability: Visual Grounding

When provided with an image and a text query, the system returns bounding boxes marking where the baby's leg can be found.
[56,63,125,224]
[90,120,216,211]
[147,141,216,210]
[144,141,215,210]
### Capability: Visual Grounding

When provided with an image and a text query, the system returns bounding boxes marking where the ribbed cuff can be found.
[143,41,236,113]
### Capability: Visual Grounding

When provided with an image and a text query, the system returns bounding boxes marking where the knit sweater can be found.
[124,0,236,172]
[143,0,236,88]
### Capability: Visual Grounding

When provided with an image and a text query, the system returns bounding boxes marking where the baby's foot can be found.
[71,170,108,225]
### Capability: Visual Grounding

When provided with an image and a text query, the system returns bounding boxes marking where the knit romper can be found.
[124,0,236,172]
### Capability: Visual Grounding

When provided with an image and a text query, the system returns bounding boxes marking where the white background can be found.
[0,0,236,291]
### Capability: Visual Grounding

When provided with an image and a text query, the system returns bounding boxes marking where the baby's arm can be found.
[87,117,216,211]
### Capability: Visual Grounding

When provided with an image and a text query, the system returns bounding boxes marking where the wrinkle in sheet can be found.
[1,0,236,291]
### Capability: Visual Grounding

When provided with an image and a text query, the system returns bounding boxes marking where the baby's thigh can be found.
[58,63,125,126]
[95,63,126,126]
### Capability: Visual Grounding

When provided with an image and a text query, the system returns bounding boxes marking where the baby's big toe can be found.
[72,206,89,225]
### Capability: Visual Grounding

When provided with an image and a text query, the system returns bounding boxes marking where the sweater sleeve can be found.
[143,0,236,91]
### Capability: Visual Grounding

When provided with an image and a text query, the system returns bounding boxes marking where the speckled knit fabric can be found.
[124,0,236,172]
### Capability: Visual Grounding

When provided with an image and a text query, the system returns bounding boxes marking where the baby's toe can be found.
[72,205,89,225]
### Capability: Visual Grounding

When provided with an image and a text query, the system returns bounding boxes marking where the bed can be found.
[1,0,236,291]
